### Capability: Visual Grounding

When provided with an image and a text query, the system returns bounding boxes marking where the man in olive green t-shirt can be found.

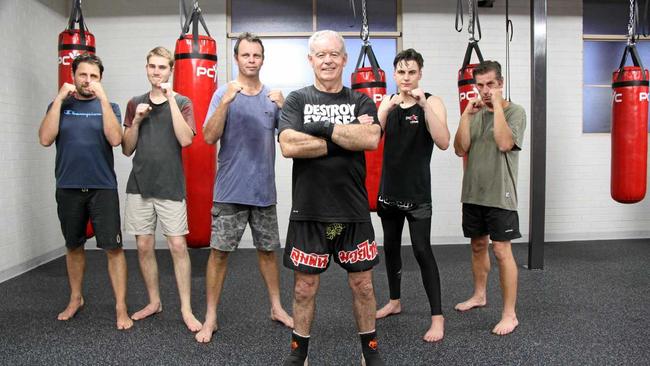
[452,60,526,336]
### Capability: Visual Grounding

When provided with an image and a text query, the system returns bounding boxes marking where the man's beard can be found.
[76,86,93,98]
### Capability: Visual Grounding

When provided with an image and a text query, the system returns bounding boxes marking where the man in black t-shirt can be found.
[278,30,384,366]
[122,47,200,332]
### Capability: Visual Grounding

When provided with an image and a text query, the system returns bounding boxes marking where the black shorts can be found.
[377,201,432,222]
[55,188,123,250]
[462,203,521,242]
[283,220,379,274]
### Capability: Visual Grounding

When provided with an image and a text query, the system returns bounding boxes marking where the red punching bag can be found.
[611,44,648,203]
[58,0,95,88]
[457,41,484,167]
[174,4,217,247]
[457,41,483,115]
[352,43,386,212]
[59,0,95,239]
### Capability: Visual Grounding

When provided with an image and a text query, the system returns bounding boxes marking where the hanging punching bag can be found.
[457,41,484,167]
[352,43,386,212]
[58,0,95,88]
[457,41,483,115]
[611,44,648,203]
[174,4,217,247]
[59,0,96,239]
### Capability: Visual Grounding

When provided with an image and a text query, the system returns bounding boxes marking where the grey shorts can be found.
[210,202,280,252]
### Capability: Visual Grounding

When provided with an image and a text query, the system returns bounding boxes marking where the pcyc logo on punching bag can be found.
[613,92,649,103]
[459,90,479,101]
[197,65,217,82]
[58,51,81,66]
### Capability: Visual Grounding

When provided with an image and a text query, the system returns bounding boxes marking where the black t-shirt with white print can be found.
[278,85,379,222]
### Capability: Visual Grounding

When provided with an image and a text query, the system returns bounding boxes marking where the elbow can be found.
[437,139,450,151]
[39,138,53,147]
[203,135,217,145]
[122,147,133,157]
[497,141,514,153]
[453,143,466,157]
[38,132,53,147]
[180,136,193,148]
[279,142,296,158]
[203,129,219,145]
[109,136,122,147]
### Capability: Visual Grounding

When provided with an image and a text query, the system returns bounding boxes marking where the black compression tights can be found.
[381,215,442,316]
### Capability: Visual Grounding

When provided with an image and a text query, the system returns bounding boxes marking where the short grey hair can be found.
[308,30,346,55]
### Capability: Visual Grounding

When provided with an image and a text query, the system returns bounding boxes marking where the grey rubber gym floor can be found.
[0,240,648,365]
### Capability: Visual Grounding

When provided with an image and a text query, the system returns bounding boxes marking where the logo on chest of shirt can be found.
[63,110,102,118]
[405,114,419,124]
[303,104,356,125]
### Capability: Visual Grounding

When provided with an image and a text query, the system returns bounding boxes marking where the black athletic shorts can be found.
[283,220,379,274]
[462,203,521,242]
[377,200,432,221]
[55,188,123,250]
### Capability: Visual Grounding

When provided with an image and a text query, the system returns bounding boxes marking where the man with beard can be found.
[38,53,132,330]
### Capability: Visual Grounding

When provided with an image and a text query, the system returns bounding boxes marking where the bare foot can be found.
[182,311,203,332]
[271,306,294,328]
[116,306,134,330]
[195,317,218,343]
[492,314,518,336]
[57,296,84,321]
[376,299,401,319]
[131,302,162,321]
[454,296,486,312]
[423,315,444,342]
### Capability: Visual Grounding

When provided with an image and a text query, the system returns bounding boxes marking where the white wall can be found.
[0,0,68,281]
[3,0,650,279]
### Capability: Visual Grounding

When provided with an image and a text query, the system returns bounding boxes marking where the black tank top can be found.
[379,93,434,204]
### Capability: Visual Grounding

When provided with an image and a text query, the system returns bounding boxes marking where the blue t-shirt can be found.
[204,85,278,206]
[52,97,121,189]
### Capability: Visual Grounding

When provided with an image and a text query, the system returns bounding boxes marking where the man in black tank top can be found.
[375,49,450,342]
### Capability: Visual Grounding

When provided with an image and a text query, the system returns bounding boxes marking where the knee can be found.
[211,249,229,263]
[349,273,374,299]
[168,237,188,256]
[136,236,155,253]
[470,237,489,254]
[411,243,433,262]
[492,242,513,262]
[257,249,275,262]
[105,248,124,259]
[294,277,318,302]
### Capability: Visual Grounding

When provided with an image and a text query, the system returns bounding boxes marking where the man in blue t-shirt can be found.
[195,32,293,343]
[38,53,132,330]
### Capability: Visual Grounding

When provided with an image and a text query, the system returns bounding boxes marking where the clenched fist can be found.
[268,89,284,108]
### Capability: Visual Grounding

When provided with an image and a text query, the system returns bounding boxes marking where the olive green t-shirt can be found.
[461,102,526,211]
